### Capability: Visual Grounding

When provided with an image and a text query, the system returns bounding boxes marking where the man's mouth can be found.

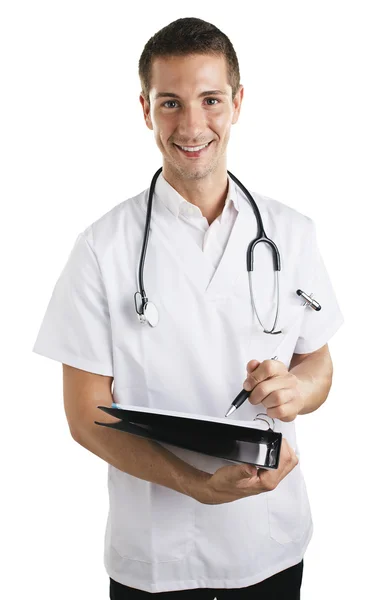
[173,141,213,157]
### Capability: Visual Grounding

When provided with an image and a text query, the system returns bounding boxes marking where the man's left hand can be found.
[243,359,304,422]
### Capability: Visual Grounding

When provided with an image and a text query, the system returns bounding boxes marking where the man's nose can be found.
[176,106,206,140]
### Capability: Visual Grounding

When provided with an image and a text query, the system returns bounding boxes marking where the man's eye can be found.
[162,98,219,108]
[163,100,179,108]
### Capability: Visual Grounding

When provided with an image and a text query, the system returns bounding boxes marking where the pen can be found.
[224,356,278,417]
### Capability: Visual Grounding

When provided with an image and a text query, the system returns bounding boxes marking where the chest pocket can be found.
[277,287,307,343]
[233,257,308,366]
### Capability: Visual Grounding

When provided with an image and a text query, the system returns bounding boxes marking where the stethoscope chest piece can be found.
[142,301,159,327]
[134,292,159,327]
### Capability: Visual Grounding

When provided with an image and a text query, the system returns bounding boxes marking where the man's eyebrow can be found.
[154,90,227,100]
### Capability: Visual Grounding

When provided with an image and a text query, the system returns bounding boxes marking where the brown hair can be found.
[138,17,241,104]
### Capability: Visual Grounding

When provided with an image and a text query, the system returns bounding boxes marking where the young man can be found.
[32,17,344,599]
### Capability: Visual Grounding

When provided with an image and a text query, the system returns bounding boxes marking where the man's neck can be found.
[162,168,229,225]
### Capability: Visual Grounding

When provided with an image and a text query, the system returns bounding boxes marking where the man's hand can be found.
[243,359,304,422]
[199,438,298,505]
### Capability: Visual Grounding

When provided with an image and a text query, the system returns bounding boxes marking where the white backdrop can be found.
[1,1,375,598]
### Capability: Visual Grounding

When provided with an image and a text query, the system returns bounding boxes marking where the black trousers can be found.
[109,560,303,599]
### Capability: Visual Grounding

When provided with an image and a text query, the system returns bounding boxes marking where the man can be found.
[32,17,344,599]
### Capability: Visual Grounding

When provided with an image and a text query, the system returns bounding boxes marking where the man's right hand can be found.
[198,438,298,505]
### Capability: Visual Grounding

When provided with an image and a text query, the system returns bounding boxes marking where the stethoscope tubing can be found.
[227,171,281,272]
[138,166,163,305]
[136,167,282,332]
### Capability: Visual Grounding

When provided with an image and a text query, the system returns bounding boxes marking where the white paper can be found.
[110,403,270,430]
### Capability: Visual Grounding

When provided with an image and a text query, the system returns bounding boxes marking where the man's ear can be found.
[231,84,244,125]
[139,93,153,130]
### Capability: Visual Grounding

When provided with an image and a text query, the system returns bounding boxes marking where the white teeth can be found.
[178,143,210,152]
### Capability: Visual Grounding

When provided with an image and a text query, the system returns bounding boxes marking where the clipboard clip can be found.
[253,413,279,467]
[296,289,321,311]
[253,413,275,431]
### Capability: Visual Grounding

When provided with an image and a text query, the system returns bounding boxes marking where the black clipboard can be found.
[95,406,282,469]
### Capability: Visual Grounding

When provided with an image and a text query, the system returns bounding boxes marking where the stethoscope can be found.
[134,167,321,331]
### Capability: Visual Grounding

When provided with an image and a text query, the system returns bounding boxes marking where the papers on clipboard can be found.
[94,404,282,469]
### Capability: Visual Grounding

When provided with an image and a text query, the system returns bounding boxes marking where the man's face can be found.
[140,54,243,181]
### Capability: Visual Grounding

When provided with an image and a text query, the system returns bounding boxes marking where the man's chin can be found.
[169,159,216,180]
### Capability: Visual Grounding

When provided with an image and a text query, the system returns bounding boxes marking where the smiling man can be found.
[32,17,344,600]
[139,53,242,225]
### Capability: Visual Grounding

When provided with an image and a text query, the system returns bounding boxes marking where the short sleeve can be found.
[293,219,344,354]
[32,231,114,376]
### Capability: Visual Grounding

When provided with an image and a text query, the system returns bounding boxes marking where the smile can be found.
[174,141,213,157]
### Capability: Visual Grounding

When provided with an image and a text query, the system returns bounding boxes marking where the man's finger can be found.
[246,359,260,373]
[260,387,293,408]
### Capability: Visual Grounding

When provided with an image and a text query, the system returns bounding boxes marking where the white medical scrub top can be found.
[32,172,344,593]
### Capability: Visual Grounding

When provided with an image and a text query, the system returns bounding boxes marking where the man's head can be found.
[138,17,244,182]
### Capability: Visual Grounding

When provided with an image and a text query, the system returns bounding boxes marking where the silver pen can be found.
[225,356,278,417]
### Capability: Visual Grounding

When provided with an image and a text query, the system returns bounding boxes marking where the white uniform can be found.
[32,172,344,593]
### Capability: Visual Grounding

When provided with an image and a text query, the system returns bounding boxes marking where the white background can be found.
[1,1,375,598]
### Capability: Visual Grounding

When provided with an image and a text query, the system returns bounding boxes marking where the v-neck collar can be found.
[139,173,263,300]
